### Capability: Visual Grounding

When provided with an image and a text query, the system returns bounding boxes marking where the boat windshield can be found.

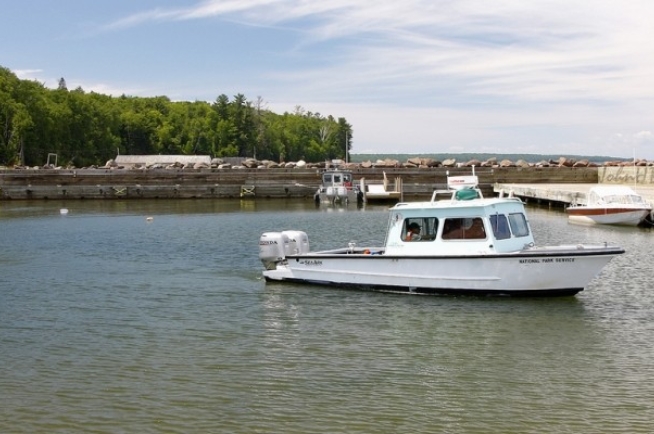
[508,213,530,237]
[490,214,511,240]
[602,194,645,205]
[590,188,647,205]
[323,171,352,186]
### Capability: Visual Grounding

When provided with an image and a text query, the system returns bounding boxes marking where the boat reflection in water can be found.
[261,172,625,297]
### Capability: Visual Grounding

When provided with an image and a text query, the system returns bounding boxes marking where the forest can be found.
[0,66,352,167]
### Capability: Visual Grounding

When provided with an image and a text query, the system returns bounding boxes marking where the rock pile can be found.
[5,155,651,171]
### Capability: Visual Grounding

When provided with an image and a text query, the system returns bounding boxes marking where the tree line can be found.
[0,66,353,167]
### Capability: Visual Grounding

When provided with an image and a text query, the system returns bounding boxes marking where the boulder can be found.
[264,160,280,168]
[558,157,575,167]
[373,159,399,168]
[242,158,259,168]
[482,157,497,167]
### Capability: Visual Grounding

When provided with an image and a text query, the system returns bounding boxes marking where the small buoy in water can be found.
[60,208,69,215]
[146,216,154,222]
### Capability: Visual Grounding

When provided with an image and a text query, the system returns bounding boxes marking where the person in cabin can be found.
[465,218,486,239]
[406,222,422,241]
[343,175,353,190]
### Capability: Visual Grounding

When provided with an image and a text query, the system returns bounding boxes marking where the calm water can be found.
[1,199,653,433]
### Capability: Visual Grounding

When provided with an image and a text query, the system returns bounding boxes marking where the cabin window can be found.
[490,214,511,240]
[442,217,486,240]
[402,217,438,242]
[508,213,529,237]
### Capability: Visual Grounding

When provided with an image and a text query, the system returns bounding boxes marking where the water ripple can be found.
[1,201,653,433]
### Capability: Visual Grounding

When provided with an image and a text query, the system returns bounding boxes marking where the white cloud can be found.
[634,131,653,142]
[13,69,45,80]
[104,1,654,109]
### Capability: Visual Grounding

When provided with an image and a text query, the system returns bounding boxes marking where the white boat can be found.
[313,168,364,205]
[260,173,624,297]
[566,186,652,226]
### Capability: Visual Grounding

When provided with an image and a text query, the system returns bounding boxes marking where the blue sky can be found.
[3,0,654,159]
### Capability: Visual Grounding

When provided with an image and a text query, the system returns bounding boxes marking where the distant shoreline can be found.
[349,153,636,164]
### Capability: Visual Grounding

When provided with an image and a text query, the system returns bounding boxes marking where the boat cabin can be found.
[587,186,649,206]
[321,169,353,188]
[383,176,535,255]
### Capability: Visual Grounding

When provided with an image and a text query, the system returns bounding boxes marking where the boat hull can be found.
[566,207,651,226]
[262,246,624,297]
[314,189,363,205]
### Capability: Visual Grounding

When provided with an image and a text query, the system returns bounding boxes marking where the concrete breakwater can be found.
[2,165,652,201]
[0,166,610,200]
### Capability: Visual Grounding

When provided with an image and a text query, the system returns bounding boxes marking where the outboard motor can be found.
[282,230,309,255]
[325,186,336,201]
[259,231,310,270]
[259,232,288,270]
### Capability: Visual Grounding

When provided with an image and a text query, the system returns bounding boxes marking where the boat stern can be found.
[259,230,309,270]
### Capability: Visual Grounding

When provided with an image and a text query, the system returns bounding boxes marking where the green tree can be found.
[0,64,353,166]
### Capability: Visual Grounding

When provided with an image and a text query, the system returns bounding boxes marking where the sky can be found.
[2,0,654,159]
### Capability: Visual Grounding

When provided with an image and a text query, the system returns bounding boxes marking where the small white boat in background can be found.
[314,168,364,205]
[261,172,624,297]
[566,186,653,226]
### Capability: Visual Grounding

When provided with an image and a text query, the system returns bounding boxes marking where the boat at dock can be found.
[566,186,653,226]
[313,168,364,205]
[259,173,624,296]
